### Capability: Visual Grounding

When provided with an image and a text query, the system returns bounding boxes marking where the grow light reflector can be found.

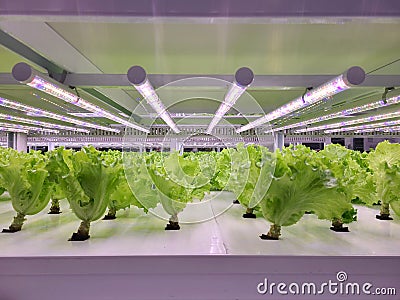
[0,97,120,133]
[295,110,400,133]
[236,66,365,133]
[127,66,180,133]
[206,67,254,134]
[274,94,400,131]
[0,113,89,133]
[12,63,149,133]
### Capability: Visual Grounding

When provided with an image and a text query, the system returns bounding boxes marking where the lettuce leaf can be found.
[0,149,53,216]
[122,151,160,212]
[146,151,210,217]
[261,146,351,227]
[368,141,400,215]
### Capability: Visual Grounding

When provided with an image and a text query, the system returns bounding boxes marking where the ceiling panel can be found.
[0,45,46,73]
[48,22,400,75]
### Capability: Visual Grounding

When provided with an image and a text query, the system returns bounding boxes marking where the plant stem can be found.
[77,220,90,237]
[169,213,178,223]
[246,207,253,214]
[165,213,180,230]
[103,206,117,219]
[380,203,390,216]
[4,212,26,232]
[330,217,349,232]
[267,224,281,239]
[331,217,343,229]
[243,207,257,218]
[49,199,61,214]
[69,220,91,241]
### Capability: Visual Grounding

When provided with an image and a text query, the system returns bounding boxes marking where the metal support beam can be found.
[324,137,332,148]
[0,0,399,20]
[63,74,400,88]
[16,133,27,152]
[7,132,15,149]
[274,131,284,150]
[2,73,398,88]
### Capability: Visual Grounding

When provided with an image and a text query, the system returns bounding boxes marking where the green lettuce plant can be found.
[212,149,233,192]
[0,149,54,232]
[47,146,121,240]
[47,185,66,214]
[146,151,210,230]
[368,141,400,219]
[222,144,275,218]
[317,144,367,231]
[101,149,147,219]
[122,151,160,214]
[259,146,352,240]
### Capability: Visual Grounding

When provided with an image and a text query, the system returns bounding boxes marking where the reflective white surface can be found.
[0,192,399,257]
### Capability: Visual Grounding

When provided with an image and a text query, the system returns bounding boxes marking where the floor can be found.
[0,191,399,256]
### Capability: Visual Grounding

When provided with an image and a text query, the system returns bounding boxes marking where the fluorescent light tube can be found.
[275,94,400,131]
[236,66,365,133]
[0,113,89,133]
[295,110,400,133]
[0,97,120,133]
[324,118,400,134]
[127,66,180,133]
[354,125,400,133]
[0,127,28,133]
[206,67,254,134]
[12,63,149,133]
[0,121,59,133]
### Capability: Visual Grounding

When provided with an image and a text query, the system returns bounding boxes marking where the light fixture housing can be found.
[12,62,149,133]
[206,67,254,134]
[0,97,120,133]
[236,66,365,133]
[127,66,180,133]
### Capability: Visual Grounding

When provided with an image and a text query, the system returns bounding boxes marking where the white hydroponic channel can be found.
[0,192,399,256]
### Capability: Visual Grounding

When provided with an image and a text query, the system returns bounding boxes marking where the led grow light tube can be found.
[324,118,400,134]
[206,67,254,134]
[0,97,119,133]
[0,113,89,133]
[295,110,400,133]
[354,125,400,133]
[236,66,365,133]
[0,127,28,133]
[12,63,149,133]
[0,121,59,133]
[127,66,180,133]
[274,94,400,131]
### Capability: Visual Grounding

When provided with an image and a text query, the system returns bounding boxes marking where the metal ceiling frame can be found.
[0,0,399,19]
[1,73,398,88]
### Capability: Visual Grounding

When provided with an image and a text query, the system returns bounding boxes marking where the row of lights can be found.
[8,63,391,138]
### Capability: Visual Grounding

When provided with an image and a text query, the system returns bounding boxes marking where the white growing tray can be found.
[0,192,399,300]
